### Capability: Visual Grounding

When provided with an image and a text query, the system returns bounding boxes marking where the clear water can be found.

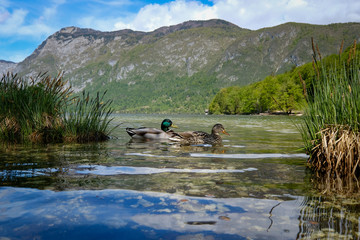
[0,114,359,239]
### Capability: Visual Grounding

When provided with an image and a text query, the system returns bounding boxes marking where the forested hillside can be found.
[209,42,357,115]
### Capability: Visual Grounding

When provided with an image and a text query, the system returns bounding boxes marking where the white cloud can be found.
[0,9,10,23]
[287,0,308,9]
[0,0,64,38]
[0,8,27,35]
[42,0,66,21]
[212,0,360,29]
[2,0,360,37]
[79,16,125,31]
[114,0,217,31]
[0,8,53,38]
[109,0,360,32]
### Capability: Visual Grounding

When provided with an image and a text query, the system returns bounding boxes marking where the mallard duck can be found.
[169,123,230,145]
[126,119,178,140]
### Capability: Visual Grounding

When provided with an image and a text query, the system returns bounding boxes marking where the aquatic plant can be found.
[63,91,115,142]
[300,40,360,176]
[0,72,115,144]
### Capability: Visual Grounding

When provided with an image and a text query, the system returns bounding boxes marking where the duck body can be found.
[126,119,177,140]
[126,127,175,140]
[170,123,229,145]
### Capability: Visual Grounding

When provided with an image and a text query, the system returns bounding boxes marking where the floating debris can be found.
[185,221,217,225]
[218,216,231,221]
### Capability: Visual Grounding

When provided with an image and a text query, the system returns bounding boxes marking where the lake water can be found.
[0,114,359,239]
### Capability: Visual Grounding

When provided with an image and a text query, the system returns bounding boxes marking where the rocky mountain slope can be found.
[8,19,360,113]
[0,60,17,75]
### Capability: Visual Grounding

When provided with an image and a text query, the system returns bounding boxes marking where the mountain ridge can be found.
[3,19,360,113]
[0,60,17,75]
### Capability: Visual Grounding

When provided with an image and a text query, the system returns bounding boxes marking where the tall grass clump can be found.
[63,91,115,142]
[300,40,360,176]
[0,72,115,144]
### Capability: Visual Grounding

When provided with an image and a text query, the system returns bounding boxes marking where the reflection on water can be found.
[298,196,360,239]
[75,164,258,175]
[310,170,360,198]
[189,153,308,159]
[1,188,358,240]
[0,187,307,240]
[0,114,359,239]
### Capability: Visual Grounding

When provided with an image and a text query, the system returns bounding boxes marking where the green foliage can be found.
[209,66,308,114]
[0,72,115,144]
[86,72,220,114]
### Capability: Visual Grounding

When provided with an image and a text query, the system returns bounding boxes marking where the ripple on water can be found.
[75,165,258,175]
[224,145,245,148]
[189,153,308,159]
[124,153,177,158]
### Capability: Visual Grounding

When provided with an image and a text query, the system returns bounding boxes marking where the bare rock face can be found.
[11,19,360,113]
[0,60,17,75]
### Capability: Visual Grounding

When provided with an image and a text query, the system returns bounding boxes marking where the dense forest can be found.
[208,42,356,115]
[91,72,221,113]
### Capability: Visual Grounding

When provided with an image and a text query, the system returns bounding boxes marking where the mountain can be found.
[10,19,360,113]
[0,60,17,75]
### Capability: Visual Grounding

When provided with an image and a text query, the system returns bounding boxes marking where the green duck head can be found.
[161,119,178,131]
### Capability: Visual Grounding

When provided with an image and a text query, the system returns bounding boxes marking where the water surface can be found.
[0,114,359,239]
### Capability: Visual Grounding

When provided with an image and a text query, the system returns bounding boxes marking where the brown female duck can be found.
[169,123,230,145]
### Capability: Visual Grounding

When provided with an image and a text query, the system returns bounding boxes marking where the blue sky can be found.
[1,0,359,63]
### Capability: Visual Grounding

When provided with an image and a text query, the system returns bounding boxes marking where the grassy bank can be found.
[300,40,360,176]
[0,72,115,144]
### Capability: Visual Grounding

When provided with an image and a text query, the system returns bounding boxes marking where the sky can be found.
[1,0,360,63]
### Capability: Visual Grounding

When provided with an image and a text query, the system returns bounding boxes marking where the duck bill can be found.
[171,124,179,128]
[222,130,230,136]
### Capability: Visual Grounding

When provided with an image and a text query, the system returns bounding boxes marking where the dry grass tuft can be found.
[309,126,360,176]
[0,117,22,142]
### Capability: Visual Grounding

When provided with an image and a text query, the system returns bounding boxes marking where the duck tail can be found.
[168,132,183,142]
[126,128,136,137]
[168,137,182,142]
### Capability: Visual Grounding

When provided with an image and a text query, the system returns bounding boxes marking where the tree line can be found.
[208,44,356,115]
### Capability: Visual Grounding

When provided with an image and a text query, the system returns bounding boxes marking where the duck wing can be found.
[168,131,193,141]
[192,131,210,138]
[169,131,210,144]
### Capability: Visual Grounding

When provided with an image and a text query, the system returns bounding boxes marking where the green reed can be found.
[63,91,115,142]
[300,41,360,175]
[0,72,115,143]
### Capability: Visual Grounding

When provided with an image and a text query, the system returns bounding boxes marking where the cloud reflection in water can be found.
[0,187,302,239]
